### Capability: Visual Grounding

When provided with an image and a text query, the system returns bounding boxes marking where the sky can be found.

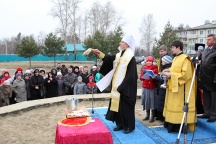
[0,0,216,47]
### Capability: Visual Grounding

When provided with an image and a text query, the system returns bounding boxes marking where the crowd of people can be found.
[0,63,103,107]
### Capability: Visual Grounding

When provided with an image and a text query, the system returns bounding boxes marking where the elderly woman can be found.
[12,73,27,103]
[0,80,13,107]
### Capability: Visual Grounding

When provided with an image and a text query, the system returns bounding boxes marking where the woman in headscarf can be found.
[0,80,13,107]
[0,71,11,85]
[44,72,58,98]
[12,73,27,103]
[29,69,44,100]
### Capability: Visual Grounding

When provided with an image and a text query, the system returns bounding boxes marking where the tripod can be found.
[175,60,198,144]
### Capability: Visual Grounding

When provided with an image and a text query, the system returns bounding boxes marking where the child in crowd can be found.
[56,72,65,96]
[73,76,87,95]
[140,56,158,123]
[155,55,172,122]
[86,76,97,94]
[0,71,11,85]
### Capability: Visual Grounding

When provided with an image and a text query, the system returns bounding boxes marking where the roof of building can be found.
[189,23,216,30]
[65,44,86,51]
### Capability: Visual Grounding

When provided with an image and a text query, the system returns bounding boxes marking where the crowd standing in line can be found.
[0,62,102,107]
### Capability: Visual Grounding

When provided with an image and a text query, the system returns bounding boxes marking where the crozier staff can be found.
[83,34,138,134]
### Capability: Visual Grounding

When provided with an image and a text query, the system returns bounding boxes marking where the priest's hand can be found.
[83,48,100,56]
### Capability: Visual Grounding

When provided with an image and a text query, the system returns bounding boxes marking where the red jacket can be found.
[0,71,11,85]
[140,65,158,89]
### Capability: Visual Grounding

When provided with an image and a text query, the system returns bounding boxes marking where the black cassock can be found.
[100,50,138,131]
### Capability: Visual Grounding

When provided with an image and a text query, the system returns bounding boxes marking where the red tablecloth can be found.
[55,118,113,144]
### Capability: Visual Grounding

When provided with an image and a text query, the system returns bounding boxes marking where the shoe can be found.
[124,128,133,134]
[197,114,210,118]
[113,126,122,131]
[207,118,216,122]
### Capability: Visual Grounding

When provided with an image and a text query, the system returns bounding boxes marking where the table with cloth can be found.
[55,118,113,144]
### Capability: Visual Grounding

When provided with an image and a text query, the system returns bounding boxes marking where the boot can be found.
[149,109,155,123]
[143,109,150,121]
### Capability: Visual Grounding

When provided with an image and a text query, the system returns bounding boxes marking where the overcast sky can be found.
[0,0,215,47]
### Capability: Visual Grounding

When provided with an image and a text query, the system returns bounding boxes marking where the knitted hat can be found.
[92,66,97,69]
[16,67,23,72]
[78,76,82,80]
[16,73,22,78]
[146,56,154,62]
[162,55,173,64]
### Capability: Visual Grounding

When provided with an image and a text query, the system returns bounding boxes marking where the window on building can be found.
[208,30,211,34]
[200,39,203,43]
[200,31,203,35]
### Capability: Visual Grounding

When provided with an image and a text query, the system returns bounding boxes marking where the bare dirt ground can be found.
[0,61,162,144]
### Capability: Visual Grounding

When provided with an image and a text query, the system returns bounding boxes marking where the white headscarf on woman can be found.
[121,34,135,55]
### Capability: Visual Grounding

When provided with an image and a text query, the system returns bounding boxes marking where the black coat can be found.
[200,45,216,91]
[155,63,172,112]
[44,77,58,98]
[29,75,44,100]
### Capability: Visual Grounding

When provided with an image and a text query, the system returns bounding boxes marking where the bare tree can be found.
[50,0,81,60]
[50,0,72,42]
[140,14,156,55]
[88,1,125,35]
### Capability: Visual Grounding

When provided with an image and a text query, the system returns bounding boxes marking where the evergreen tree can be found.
[43,33,65,67]
[152,21,179,58]
[16,35,39,68]
[84,27,124,61]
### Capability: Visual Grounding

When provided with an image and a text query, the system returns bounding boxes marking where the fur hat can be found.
[162,55,173,64]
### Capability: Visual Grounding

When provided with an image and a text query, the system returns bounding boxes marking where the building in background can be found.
[175,20,216,55]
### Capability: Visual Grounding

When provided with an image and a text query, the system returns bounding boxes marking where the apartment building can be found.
[175,20,216,55]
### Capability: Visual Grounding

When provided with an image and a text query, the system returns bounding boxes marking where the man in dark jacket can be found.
[64,67,77,95]
[199,34,216,122]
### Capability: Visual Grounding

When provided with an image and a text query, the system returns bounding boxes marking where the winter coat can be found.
[24,78,31,100]
[155,63,172,112]
[56,77,65,96]
[63,73,77,94]
[44,76,58,98]
[12,79,27,102]
[74,82,87,95]
[29,75,44,100]
[80,72,89,84]
[61,68,68,76]
[200,45,216,91]
[86,76,97,94]
[140,64,158,89]
[0,84,12,107]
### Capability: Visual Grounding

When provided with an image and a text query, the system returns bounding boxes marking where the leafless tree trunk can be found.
[140,14,156,56]
[50,0,72,42]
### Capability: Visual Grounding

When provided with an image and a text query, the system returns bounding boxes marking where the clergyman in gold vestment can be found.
[163,40,196,133]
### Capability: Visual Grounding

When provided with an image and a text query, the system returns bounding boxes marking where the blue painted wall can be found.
[0,53,88,62]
